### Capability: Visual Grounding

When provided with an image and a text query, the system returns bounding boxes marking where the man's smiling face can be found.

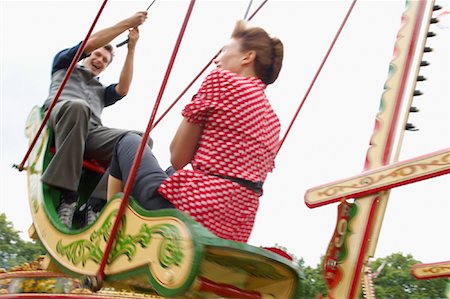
[83,47,112,76]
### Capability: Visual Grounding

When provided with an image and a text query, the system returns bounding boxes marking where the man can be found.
[41,11,148,228]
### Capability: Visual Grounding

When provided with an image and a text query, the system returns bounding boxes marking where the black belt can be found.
[209,173,264,195]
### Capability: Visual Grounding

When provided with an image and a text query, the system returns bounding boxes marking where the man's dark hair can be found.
[103,44,115,64]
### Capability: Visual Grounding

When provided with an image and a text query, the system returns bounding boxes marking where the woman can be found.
[108,20,284,242]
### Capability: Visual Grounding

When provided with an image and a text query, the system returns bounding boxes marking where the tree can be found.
[297,252,448,298]
[0,213,46,269]
[369,253,448,299]
[300,257,328,298]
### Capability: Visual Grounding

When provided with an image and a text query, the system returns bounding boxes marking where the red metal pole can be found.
[151,0,268,130]
[14,0,109,171]
[151,52,218,129]
[94,0,197,286]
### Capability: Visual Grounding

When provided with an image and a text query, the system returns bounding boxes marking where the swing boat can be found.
[23,104,302,298]
[14,0,450,298]
[16,1,305,298]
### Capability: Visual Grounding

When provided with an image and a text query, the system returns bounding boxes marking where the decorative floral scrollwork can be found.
[318,154,450,198]
[422,266,450,274]
[56,210,184,268]
[56,239,103,266]
[110,222,184,268]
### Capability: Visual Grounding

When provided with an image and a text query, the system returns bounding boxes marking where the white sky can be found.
[1,0,449,268]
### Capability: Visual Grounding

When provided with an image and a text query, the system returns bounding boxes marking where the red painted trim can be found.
[412,272,450,280]
[198,276,262,299]
[348,1,428,297]
[348,197,379,299]
[382,0,427,165]
[263,247,294,261]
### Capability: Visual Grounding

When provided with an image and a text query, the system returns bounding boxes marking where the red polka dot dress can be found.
[158,68,280,242]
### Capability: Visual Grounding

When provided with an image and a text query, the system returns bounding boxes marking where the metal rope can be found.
[244,0,254,20]
[276,0,358,156]
[116,0,156,47]
[151,0,268,130]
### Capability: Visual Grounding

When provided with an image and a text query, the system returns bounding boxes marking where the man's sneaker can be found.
[60,189,78,203]
[86,206,100,226]
[57,202,77,228]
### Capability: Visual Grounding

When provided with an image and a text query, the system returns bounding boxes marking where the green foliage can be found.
[369,253,448,299]
[300,257,328,298]
[298,252,448,298]
[0,213,46,269]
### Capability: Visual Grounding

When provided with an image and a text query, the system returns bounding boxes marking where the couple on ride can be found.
[41,11,284,243]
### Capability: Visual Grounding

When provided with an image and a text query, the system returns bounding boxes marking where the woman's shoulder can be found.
[206,67,233,81]
[206,68,245,82]
[206,68,264,88]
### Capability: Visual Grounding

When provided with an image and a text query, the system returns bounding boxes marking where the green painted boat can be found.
[25,106,303,298]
